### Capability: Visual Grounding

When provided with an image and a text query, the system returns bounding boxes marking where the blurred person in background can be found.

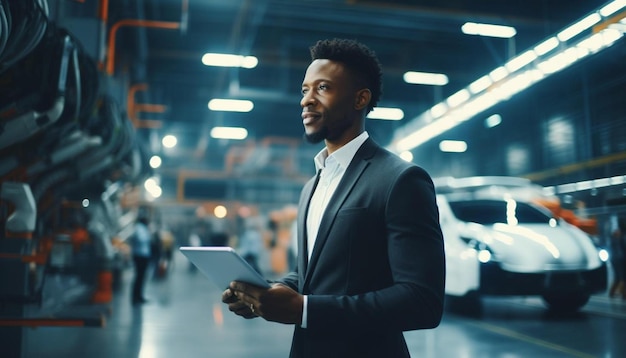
[238,216,264,274]
[608,213,625,298]
[129,214,152,305]
[223,38,445,358]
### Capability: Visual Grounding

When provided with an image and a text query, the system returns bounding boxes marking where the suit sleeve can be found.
[307,166,446,333]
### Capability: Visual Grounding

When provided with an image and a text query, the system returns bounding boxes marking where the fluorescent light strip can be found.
[403,71,449,86]
[208,99,254,112]
[367,107,404,120]
[202,53,258,68]
[544,175,626,194]
[210,127,248,140]
[439,140,467,153]
[390,1,625,153]
[505,50,538,72]
[461,22,517,38]
[534,37,560,56]
[557,13,602,41]
[601,0,626,16]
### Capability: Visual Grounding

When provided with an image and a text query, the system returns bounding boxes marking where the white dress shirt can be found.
[301,131,369,328]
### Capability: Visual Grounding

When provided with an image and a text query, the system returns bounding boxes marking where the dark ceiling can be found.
[112,0,606,142]
[101,0,622,204]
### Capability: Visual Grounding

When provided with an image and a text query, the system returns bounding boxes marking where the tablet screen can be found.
[180,246,270,289]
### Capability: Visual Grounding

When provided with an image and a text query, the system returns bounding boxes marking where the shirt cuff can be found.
[301,295,308,328]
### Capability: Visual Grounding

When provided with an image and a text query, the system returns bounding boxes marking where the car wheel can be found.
[541,292,590,312]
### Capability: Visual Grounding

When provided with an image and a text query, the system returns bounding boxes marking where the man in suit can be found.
[223,38,445,357]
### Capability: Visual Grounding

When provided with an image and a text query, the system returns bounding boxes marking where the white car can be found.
[436,177,608,312]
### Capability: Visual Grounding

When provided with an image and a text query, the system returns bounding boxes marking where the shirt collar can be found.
[313,131,369,171]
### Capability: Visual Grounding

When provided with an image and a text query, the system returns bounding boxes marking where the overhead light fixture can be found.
[149,155,162,169]
[601,0,626,16]
[201,53,258,68]
[461,22,517,38]
[208,99,254,112]
[439,140,467,153]
[210,126,248,140]
[505,50,538,72]
[367,107,404,120]
[557,13,602,41]
[403,71,449,86]
[446,89,471,107]
[468,75,493,94]
[399,151,414,162]
[534,37,560,56]
[162,134,177,148]
[485,114,502,128]
[430,103,448,118]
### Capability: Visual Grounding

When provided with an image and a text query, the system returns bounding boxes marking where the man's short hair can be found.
[309,38,383,113]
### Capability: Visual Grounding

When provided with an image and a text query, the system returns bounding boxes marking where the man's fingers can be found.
[228,300,257,319]
[221,288,238,303]
[230,281,262,301]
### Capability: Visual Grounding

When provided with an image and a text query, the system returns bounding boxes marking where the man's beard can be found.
[303,114,353,144]
[303,126,328,144]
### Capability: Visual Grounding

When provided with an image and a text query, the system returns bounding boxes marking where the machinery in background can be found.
[0,2,153,352]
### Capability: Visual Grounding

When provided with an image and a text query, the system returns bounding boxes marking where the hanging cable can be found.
[0,0,49,74]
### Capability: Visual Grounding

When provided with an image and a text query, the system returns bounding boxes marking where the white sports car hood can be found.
[460,221,603,273]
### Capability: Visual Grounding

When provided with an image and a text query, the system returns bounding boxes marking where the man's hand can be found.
[224,281,303,325]
[222,287,257,319]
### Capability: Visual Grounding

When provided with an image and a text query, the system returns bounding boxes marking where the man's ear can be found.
[354,88,371,111]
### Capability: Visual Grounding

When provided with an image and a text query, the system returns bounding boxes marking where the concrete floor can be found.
[14,250,626,358]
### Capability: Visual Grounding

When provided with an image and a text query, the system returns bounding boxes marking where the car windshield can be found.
[448,199,553,225]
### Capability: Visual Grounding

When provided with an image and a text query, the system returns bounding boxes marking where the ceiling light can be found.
[468,75,493,94]
[210,126,248,140]
[485,114,502,128]
[489,66,508,81]
[208,99,254,112]
[403,71,448,86]
[439,140,467,153]
[557,13,602,41]
[430,103,448,118]
[399,151,413,162]
[461,22,516,38]
[162,134,177,148]
[534,37,560,56]
[149,155,162,168]
[601,0,626,16]
[446,89,470,107]
[367,107,404,120]
[505,50,538,72]
[201,53,258,68]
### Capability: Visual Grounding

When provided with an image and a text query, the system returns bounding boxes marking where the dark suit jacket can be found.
[279,138,445,358]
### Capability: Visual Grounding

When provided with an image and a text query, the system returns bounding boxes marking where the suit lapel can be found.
[298,170,321,290]
[303,139,377,286]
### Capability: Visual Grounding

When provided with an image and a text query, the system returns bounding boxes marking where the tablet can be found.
[180,246,270,289]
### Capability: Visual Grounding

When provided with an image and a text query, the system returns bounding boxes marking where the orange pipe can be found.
[134,119,163,129]
[98,0,109,21]
[134,104,167,113]
[106,19,180,75]
[127,83,148,126]
[126,83,165,128]
[592,11,626,33]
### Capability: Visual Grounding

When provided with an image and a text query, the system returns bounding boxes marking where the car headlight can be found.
[598,248,609,262]
[460,236,495,263]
